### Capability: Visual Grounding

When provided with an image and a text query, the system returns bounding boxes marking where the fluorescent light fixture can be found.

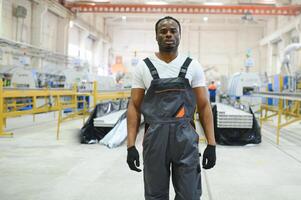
[262,0,275,2]
[204,2,224,6]
[203,16,208,22]
[69,20,74,28]
[146,1,168,5]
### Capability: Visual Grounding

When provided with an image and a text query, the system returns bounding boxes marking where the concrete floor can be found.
[1,112,301,200]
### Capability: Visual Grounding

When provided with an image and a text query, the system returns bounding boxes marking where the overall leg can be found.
[171,122,202,200]
[143,124,171,200]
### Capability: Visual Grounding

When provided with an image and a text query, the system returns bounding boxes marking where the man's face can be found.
[156,19,180,52]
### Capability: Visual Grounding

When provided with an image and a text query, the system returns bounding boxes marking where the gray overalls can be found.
[141,57,202,200]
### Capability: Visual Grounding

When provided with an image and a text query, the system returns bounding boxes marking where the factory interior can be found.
[1,0,301,199]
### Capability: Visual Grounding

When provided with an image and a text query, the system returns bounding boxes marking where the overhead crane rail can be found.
[65,3,301,16]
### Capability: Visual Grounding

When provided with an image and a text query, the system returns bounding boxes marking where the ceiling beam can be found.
[64,3,301,16]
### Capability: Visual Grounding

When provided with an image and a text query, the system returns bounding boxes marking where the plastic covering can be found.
[80,99,128,144]
[99,111,127,148]
[212,105,261,145]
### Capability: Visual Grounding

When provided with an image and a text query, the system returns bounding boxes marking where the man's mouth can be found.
[164,40,174,44]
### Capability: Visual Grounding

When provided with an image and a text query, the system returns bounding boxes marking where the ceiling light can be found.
[204,2,224,6]
[122,16,126,20]
[262,0,275,2]
[69,20,74,28]
[203,16,208,22]
[146,1,168,5]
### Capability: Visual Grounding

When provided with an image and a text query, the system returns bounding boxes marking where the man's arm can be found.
[127,88,145,148]
[126,88,145,172]
[193,86,216,169]
[193,87,216,145]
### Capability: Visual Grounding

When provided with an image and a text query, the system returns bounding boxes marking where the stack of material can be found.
[94,110,126,127]
[216,103,253,129]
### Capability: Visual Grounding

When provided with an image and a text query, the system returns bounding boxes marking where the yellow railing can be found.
[260,96,301,144]
[92,81,130,107]
[0,80,130,139]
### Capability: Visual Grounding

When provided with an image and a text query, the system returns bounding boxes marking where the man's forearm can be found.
[199,101,216,145]
[127,101,141,148]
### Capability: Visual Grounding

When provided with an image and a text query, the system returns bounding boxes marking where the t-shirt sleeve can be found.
[191,60,206,88]
[131,60,146,89]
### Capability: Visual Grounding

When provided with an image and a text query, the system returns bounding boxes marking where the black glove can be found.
[127,146,142,172]
[202,145,216,169]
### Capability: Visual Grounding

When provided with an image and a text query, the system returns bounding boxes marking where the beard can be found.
[158,42,179,53]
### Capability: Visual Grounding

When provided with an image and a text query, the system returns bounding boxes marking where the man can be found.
[127,16,216,200]
[208,81,217,103]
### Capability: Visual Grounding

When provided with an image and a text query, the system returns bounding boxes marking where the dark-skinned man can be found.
[127,16,216,200]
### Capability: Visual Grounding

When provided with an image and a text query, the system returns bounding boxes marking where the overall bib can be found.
[141,57,202,200]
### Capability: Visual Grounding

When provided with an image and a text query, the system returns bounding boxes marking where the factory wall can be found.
[68,13,109,75]
[42,10,59,52]
[0,0,110,76]
[77,13,105,34]
[1,0,32,42]
[2,0,299,81]
[111,24,264,83]
[0,0,70,70]
[181,26,263,79]
[261,14,301,76]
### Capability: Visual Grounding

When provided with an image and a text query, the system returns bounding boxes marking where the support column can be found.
[31,1,47,47]
[103,42,110,76]
[267,43,273,75]
[30,1,47,69]
[0,0,3,37]
[79,30,89,61]
[92,39,103,74]
[57,17,69,68]
[298,25,301,72]
[56,18,69,55]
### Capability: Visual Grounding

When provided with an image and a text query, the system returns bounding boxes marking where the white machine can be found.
[281,43,301,76]
[0,66,37,88]
[59,68,117,90]
[60,68,85,89]
[228,72,261,111]
[95,75,117,91]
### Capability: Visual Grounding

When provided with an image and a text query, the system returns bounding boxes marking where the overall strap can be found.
[178,57,192,78]
[143,58,160,79]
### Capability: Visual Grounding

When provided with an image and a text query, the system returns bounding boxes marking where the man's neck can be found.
[155,51,178,63]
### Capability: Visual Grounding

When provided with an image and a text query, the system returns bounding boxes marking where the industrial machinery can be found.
[280,43,301,77]
[0,66,36,88]
[60,68,84,89]
[227,72,261,111]
[36,70,66,88]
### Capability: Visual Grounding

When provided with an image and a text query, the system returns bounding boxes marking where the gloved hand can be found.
[202,145,216,169]
[127,146,142,172]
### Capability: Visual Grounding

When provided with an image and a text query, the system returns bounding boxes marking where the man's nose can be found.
[166,31,172,37]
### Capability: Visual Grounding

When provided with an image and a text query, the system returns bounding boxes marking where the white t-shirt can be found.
[131,54,206,90]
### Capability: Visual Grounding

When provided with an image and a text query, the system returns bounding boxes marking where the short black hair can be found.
[155,16,181,35]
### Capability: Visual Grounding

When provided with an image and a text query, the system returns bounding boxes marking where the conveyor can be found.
[252,91,301,101]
